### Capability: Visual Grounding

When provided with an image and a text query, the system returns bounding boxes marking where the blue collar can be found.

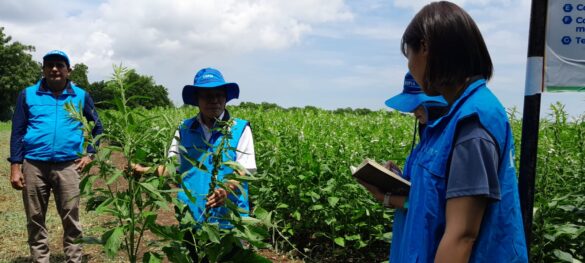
[37,79,75,95]
[428,78,486,128]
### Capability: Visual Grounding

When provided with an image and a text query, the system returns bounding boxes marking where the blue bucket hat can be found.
[43,50,70,67]
[182,67,240,106]
[385,72,447,113]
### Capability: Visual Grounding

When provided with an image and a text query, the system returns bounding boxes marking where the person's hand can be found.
[131,163,168,177]
[356,178,384,202]
[206,188,228,208]
[357,178,408,208]
[10,164,25,190]
[226,180,240,192]
[384,160,403,177]
[75,155,93,172]
[131,163,150,174]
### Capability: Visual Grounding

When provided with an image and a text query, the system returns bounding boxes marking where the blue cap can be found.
[182,68,240,106]
[384,72,447,112]
[43,50,70,67]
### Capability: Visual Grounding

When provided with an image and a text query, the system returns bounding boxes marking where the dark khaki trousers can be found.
[22,159,82,263]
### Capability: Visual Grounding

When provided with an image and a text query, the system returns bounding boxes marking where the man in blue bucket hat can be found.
[356,72,448,262]
[132,68,255,260]
[174,67,256,260]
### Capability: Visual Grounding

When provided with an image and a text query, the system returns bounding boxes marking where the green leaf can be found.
[328,196,340,207]
[243,224,270,243]
[139,181,164,200]
[310,204,324,211]
[344,234,361,241]
[106,170,123,185]
[292,211,301,221]
[143,211,157,226]
[276,203,289,209]
[252,207,274,227]
[148,224,180,240]
[241,216,262,225]
[79,175,94,196]
[142,252,163,263]
[102,227,124,258]
[325,218,337,226]
[334,237,345,247]
[253,206,269,219]
[91,134,106,146]
[94,196,115,214]
[162,246,191,263]
[553,249,575,262]
[202,224,221,244]
[306,191,320,200]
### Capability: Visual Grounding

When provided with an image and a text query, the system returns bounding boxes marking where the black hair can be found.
[401,1,493,93]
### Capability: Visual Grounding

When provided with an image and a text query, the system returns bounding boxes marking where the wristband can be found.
[403,197,409,209]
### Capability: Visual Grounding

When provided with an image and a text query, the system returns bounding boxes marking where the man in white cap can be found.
[8,50,103,263]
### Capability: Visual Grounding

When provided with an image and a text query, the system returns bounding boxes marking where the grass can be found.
[0,121,298,263]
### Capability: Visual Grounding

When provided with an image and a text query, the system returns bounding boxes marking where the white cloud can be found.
[0,0,353,79]
[1,0,581,117]
[80,31,115,70]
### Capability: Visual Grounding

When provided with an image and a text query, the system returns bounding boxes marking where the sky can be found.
[1,0,583,119]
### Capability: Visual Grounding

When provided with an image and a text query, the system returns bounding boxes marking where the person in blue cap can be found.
[8,50,103,263]
[170,67,256,260]
[394,2,528,262]
[356,72,447,262]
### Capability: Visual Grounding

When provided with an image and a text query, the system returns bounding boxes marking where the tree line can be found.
[0,27,173,121]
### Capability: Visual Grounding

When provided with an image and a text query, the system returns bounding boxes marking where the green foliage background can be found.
[0,27,41,121]
[101,103,583,262]
[90,69,174,109]
[70,65,174,109]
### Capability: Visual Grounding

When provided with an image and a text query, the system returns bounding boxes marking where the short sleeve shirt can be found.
[446,117,500,200]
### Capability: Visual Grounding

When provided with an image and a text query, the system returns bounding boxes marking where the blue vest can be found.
[176,116,250,228]
[390,128,424,263]
[23,80,86,162]
[391,79,528,262]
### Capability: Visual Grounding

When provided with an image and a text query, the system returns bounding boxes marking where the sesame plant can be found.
[529,103,584,262]
[69,80,584,262]
[245,106,414,259]
[68,65,273,263]
[234,103,584,262]
[171,118,274,263]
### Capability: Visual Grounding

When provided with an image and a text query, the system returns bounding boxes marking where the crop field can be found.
[0,103,583,262]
